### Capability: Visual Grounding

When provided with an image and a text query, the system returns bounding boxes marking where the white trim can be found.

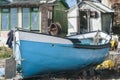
[18,7,22,28]
[16,31,73,45]
[68,32,111,43]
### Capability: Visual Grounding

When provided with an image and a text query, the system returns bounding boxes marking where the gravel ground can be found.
[0,50,120,80]
[0,59,5,80]
[0,59,5,68]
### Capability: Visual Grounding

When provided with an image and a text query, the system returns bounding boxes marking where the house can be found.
[67,1,114,36]
[0,0,69,46]
[0,0,53,46]
[101,0,120,32]
[100,0,120,25]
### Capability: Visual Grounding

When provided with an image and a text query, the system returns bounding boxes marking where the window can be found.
[22,8,30,29]
[31,8,39,30]
[22,8,39,30]
[10,8,18,30]
[90,11,98,18]
[1,8,10,30]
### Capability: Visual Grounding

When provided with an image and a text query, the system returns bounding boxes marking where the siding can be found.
[53,1,68,35]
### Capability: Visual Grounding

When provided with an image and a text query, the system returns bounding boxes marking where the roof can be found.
[9,1,43,7]
[60,0,69,8]
[0,0,55,7]
[13,0,56,3]
[68,1,114,13]
[54,0,69,8]
[83,1,114,13]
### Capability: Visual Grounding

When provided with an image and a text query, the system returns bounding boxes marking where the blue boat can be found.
[13,30,111,78]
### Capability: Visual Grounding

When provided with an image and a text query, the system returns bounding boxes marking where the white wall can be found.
[67,4,102,35]
[90,12,102,31]
[18,7,22,28]
[0,8,9,47]
[81,4,102,31]
[0,31,9,47]
[67,6,79,35]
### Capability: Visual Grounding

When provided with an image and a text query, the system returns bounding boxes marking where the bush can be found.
[0,47,13,59]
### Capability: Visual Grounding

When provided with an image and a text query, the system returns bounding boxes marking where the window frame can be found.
[22,8,31,30]
[22,7,39,31]
[10,8,18,30]
[1,8,10,31]
[31,7,39,31]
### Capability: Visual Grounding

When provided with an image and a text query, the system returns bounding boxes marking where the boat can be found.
[13,30,111,78]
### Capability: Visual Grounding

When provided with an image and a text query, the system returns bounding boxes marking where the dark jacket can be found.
[6,30,13,48]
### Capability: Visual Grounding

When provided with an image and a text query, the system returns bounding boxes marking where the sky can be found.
[66,0,77,7]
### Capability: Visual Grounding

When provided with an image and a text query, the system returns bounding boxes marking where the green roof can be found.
[56,0,69,8]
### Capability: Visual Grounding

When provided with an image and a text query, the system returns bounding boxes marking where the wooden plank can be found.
[5,57,16,79]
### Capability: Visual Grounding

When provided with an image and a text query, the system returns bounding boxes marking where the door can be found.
[79,10,90,33]
[102,13,112,34]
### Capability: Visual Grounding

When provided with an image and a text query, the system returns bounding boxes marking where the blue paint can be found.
[17,40,109,78]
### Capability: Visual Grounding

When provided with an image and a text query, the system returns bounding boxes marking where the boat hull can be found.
[19,40,108,78]
[14,30,110,78]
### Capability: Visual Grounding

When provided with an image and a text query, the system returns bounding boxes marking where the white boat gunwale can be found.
[15,30,111,49]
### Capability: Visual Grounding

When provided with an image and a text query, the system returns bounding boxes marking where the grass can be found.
[0,46,13,59]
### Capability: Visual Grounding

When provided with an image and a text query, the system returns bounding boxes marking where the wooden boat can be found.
[13,30,111,78]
